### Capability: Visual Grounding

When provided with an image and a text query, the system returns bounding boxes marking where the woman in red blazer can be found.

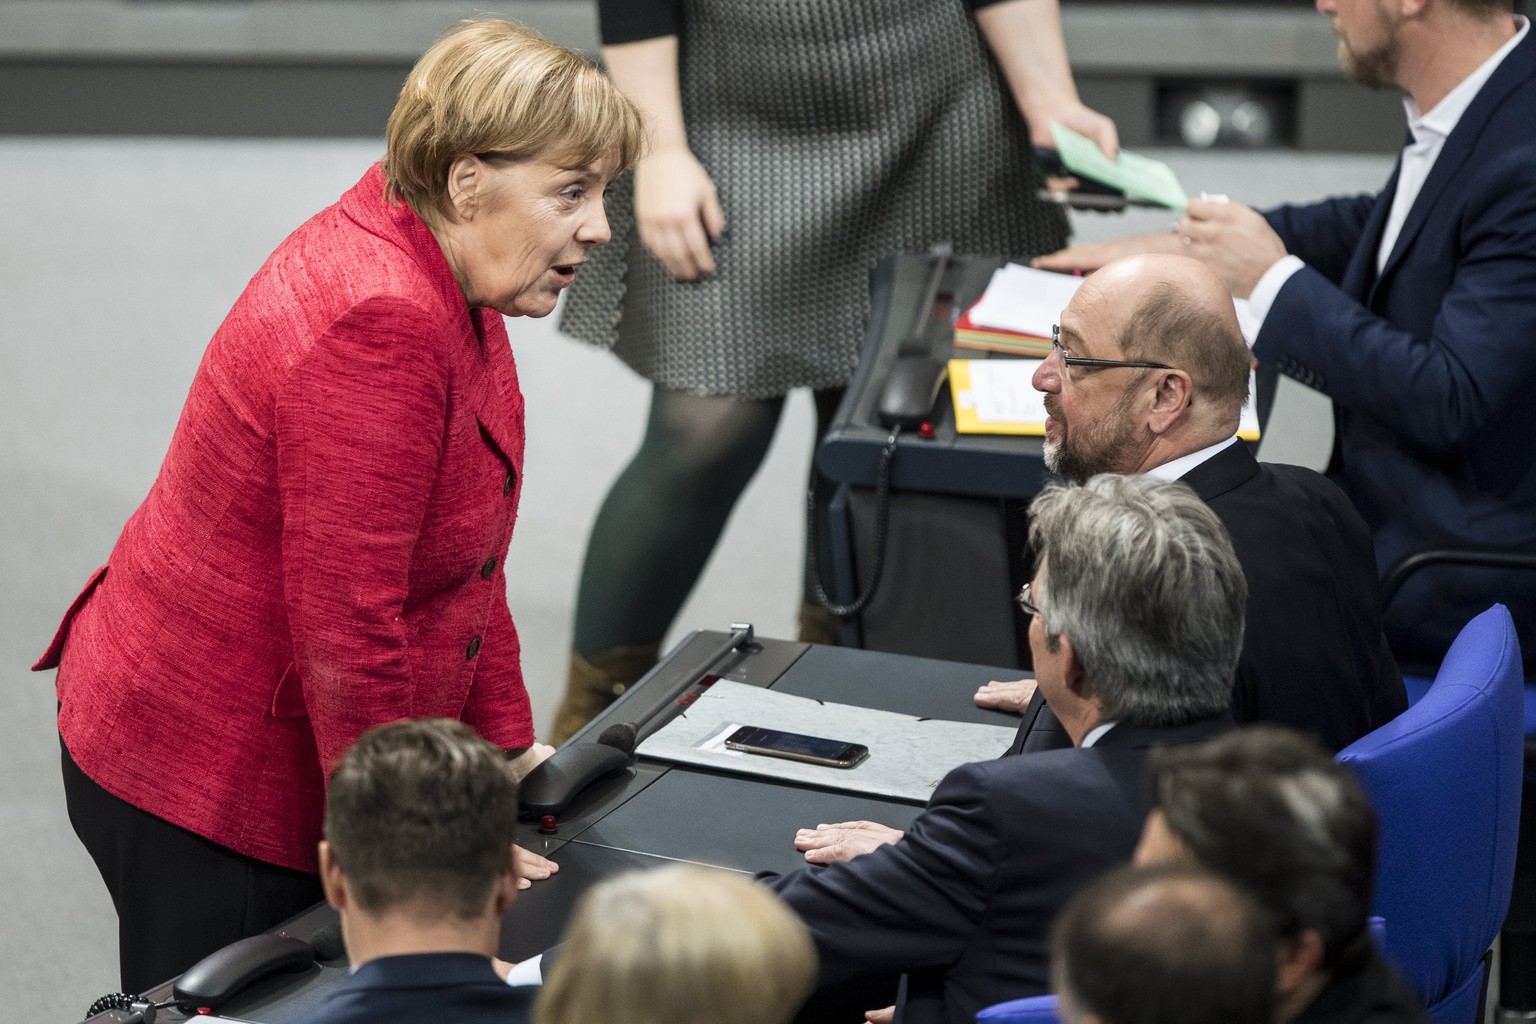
[35,20,643,992]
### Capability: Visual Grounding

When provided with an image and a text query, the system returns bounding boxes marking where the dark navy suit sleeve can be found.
[1264,193,1378,283]
[1255,150,1536,453]
[767,762,1003,985]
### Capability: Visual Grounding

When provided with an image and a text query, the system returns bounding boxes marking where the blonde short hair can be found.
[536,865,818,1024]
[384,19,645,224]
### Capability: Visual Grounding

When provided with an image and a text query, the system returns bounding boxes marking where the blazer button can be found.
[466,636,482,659]
[503,471,515,497]
[481,557,497,579]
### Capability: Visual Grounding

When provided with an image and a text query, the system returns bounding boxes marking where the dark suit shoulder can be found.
[1292,949,1429,1024]
[1180,451,1405,751]
[296,953,536,1024]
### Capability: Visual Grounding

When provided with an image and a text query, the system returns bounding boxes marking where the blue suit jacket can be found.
[769,716,1232,1024]
[296,952,536,1024]
[1255,26,1536,671]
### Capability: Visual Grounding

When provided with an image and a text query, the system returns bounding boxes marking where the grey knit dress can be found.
[560,0,1071,399]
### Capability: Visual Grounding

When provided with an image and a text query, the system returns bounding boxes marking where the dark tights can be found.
[573,386,842,657]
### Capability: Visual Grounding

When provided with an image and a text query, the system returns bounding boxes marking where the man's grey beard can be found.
[1042,396,1144,484]
[1042,438,1081,483]
[1043,433,1137,485]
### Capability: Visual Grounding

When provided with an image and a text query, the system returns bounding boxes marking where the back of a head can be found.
[537,865,817,1024]
[1109,256,1252,417]
[1052,863,1276,1024]
[1028,474,1247,725]
[1147,725,1378,966]
[324,718,520,921]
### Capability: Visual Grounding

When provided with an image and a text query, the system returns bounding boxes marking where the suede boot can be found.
[546,643,660,745]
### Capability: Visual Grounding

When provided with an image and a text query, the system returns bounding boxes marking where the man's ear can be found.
[492,844,519,916]
[446,154,484,221]
[319,841,348,911]
[1144,370,1194,437]
[1057,633,1094,703]
[1275,929,1327,997]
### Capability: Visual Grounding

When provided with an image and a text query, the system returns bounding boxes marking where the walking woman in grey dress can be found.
[550,0,1119,741]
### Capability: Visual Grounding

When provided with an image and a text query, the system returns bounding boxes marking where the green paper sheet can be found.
[1049,122,1189,210]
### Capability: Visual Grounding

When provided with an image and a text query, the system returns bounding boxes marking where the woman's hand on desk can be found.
[506,742,557,783]
[795,820,905,863]
[974,678,1038,715]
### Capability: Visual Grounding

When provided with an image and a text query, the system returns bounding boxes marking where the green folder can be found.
[1049,122,1189,211]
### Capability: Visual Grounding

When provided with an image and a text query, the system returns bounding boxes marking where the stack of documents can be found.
[954,264,1081,355]
[949,359,1051,436]
[947,263,1262,441]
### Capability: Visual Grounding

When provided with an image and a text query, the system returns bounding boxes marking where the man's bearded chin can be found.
[1043,437,1064,475]
[1044,401,1145,484]
[1046,438,1102,485]
[1043,429,1102,485]
[1338,34,1399,90]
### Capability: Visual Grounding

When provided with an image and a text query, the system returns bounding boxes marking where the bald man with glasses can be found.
[974,253,1406,755]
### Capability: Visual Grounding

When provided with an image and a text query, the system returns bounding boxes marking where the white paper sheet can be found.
[637,680,1018,804]
[965,264,1083,336]
[954,359,1049,425]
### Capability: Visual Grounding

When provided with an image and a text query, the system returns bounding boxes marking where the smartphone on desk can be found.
[724,726,870,769]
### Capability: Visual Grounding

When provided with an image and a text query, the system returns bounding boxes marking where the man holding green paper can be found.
[1036,0,1536,680]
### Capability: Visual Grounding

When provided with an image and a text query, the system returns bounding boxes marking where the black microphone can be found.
[307,924,346,963]
[596,721,637,756]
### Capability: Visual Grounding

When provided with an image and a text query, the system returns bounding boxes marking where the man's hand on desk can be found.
[794,820,905,863]
[1031,232,1182,274]
[974,678,1038,715]
[865,1006,896,1024]
[513,845,559,889]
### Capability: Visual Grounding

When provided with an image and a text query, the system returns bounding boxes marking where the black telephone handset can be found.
[171,933,318,1011]
[518,722,639,818]
[878,356,950,428]
[878,242,954,429]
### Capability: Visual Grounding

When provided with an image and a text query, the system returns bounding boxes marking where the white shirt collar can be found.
[1144,436,1239,483]
[1081,721,1118,748]
[1403,15,1528,142]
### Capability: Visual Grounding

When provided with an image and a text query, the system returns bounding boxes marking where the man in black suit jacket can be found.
[1037,0,1535,674]
[1138,727,1427,1024]
[296,719,538,1024]
[978,254,1405,753]
[777,475,1241,1024]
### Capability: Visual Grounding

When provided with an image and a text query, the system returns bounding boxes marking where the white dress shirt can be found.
[1245,16,1529,336]
[1144,436,1239,482]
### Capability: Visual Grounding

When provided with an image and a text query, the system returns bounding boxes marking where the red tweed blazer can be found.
[36,165,534,872]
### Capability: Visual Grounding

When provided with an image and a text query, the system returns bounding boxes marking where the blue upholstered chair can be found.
[975,993,1060,1024]
[1337,604,1524,1024]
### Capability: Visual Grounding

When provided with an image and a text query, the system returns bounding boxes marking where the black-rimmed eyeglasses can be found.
[1051,325,1174,374]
